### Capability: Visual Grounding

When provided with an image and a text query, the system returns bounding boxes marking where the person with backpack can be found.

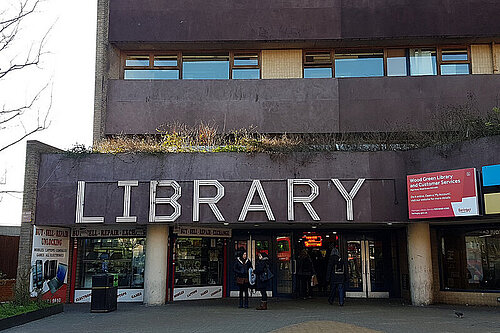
[234,249,252,308]
[326,247,347,306]
[254,252,273,310]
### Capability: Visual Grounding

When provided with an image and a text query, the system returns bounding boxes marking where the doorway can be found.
[345,239,390,298]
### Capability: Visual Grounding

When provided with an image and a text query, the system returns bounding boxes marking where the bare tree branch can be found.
[0,0,52,153]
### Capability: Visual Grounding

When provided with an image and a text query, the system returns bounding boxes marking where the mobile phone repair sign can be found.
[407,168,479,219]
[30,226,70,303]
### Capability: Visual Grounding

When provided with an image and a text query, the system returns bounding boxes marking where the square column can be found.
[144,225,169,305]
[407,222,433,305]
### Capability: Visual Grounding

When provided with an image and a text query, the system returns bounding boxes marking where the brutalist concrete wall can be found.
[108,0,500,42]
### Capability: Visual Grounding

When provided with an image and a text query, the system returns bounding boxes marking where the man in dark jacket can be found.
[326,247,346,306]
[297,249,315,299]
[254,252,272,310]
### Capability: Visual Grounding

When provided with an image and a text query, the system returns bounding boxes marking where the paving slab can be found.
[3,298,500,333]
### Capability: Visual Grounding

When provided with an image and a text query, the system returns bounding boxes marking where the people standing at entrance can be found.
[297,249,315,299]
[326,247,347,306]
[234,249,252,308]
[255,252,273,310]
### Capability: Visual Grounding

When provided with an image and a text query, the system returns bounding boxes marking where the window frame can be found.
[302,50,335,78]
[437,45,471,75]
[122,51,182,80]
[230,51,261,79]
[122,51,261,80]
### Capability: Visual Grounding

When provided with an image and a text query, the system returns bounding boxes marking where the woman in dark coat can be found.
[233,249,252,308]
[297,249,315,299]
[254,252,272,310]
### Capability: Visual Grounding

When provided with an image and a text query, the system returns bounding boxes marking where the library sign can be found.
[407,168,479,219]
[75,178,367,224]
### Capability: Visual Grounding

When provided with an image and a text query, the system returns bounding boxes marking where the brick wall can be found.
[0,279,16,302]
[93,0,110,144]
[16,141,63,297]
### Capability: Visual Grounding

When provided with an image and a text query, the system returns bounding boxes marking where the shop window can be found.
[303,51,333,78]
[79,238,146,289]
[440,228,500,291]
[175,237,224,287]
[182,53,230,80]
[124,53,180,80]
[409,48,437,76]
[386,49,408,77]
[334,50,384,78]
[439,48,470,75]
[232,53,260,79]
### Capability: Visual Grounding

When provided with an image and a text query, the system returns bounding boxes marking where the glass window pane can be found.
[305,52,332,65]
[442,49,468,61]
[234,54,259,66]
[440,64,470,75]
[154,55,177,67]
[183,54,230,80]
[125,55,149,67]
[232,68,260,79]
[124,69,179,80]
[304,67,333,78]
[335,51,384,78]
[387,49,408,77]
[409,48,437,76]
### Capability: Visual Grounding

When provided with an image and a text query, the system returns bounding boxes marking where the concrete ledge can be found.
[0,303,63,331]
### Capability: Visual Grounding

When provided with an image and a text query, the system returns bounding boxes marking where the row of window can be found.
[123,47,470,80]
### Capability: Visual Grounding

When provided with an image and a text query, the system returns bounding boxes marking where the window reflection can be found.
[335,51,384,78]
[124,69,179,80]
[409,48,437,76]
[387,49,408,77]
[183,54,230,80]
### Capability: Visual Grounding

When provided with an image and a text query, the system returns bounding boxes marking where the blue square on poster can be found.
[482,164,500,186]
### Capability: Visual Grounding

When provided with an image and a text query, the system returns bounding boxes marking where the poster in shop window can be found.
[30,226,70,303]
[407,168,479,219]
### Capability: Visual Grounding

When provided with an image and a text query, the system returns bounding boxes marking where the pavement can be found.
[3,298,500,333]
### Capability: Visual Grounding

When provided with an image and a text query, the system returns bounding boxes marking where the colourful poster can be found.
[407,168,478,219]
[30,226,70,303]
[482,164,500,215]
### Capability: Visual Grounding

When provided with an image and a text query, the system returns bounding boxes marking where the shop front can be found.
[71,227,146,303]
[170,226,230,301]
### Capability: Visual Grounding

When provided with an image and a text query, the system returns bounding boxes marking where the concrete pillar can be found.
[407,222,433,306]
[144,225,169,305]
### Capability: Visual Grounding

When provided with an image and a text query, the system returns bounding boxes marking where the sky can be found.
[0,0,97,226]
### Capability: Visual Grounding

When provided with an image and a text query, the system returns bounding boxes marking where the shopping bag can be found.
[311,274,318,287]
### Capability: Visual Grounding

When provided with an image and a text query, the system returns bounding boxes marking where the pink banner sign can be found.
[407,168,478,219]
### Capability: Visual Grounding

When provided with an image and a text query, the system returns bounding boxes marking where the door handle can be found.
[292,259,296,274]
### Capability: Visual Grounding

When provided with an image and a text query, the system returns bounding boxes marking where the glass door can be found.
[276,235,293,295]
[346,240,389,298]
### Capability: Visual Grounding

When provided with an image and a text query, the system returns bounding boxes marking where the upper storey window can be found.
[334,50,384,78]
[409,48,437,76]
[386,49,408,77]
[232,53,260,79]
[123,52,261,80]
[439,48,470,75]
[303,51,333,78]
[183,54,230,80]
[124,53,180,79]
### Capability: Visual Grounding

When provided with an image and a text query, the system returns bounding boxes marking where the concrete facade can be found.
[143,225,169,305]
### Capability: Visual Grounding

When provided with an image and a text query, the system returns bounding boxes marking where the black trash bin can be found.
[91,274,118,313]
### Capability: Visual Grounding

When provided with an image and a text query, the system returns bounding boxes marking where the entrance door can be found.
[345,240,389,298]
[276,234,293,295]
[230,235,271,297]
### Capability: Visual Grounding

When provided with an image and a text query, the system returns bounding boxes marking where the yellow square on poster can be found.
[484,193,500,214]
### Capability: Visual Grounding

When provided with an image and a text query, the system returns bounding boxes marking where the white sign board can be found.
[173,286,223,301]
[74,289,144,303]
[30,226,70,303]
